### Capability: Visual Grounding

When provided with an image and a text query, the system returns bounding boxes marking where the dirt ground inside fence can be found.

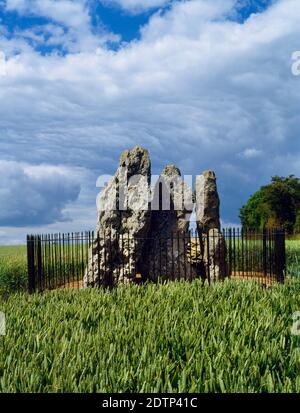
[57,280,83,290]
[230,272,282,287]
[55,272,283,290]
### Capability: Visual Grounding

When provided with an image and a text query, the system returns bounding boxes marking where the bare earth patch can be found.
[54,271,286,290]
[57,280,83,290]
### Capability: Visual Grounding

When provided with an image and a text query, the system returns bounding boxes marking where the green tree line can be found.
[239,175,300,233]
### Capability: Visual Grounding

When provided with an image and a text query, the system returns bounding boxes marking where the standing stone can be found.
[204,228,227,283]
[195,170,226,281]
[83,146,151,287]
[141,164,197,280]
[195,170,220,232]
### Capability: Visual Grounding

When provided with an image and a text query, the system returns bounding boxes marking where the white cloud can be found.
[240,148,262,159]
[0,51,6,75]
[140,0,235,39]
[6,0,90,28]
[4,0,120,52]
[1,0,300,239]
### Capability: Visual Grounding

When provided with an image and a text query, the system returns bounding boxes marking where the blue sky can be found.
[0,0,299,244]
[0,1,274,47]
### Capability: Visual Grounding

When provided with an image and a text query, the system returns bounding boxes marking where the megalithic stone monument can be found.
[195,170,227,282]
[84,147,226,287]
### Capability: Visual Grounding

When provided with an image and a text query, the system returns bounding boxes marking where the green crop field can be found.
[0,242,300,392]
[0,246,26,257]
[1,280,300,392]
[0,246,27,297]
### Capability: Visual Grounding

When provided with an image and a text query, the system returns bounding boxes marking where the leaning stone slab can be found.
[203,228,227,283]
[195,171,226,282]
[195,170,221,233]
[141,164,197,281]
[83,146,152,287]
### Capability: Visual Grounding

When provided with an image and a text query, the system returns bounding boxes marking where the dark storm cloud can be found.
[0,161,81,226]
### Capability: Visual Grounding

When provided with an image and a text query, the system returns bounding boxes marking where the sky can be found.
[0,0,299,245]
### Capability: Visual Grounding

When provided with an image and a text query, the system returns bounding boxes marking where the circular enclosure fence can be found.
[26,228,286,293]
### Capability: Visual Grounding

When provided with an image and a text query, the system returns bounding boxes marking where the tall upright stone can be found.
[203,228,227,282]
[141,164,196,280]
[195,170,226,282]
[83,146,152,287]
[195,170,220,233]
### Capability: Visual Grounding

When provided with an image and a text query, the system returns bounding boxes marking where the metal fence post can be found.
[228,228,232,277]
[37,235,42,292]
[206,232,211,284]
[27,235,36,294]
[262,228,267,277]
[97,231,101,288]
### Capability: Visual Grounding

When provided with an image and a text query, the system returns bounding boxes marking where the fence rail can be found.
[27,228,286,293]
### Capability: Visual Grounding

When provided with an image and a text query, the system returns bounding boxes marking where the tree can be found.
[239,175,300,233]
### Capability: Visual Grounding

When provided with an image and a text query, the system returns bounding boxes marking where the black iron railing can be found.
[27,228,286,293]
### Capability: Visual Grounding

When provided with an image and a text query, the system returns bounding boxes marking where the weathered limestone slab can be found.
[83,146,151,287]
[195,170,220,233]
[203,228,227,283]
[195,170,226,282]
[141,164,197,280]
